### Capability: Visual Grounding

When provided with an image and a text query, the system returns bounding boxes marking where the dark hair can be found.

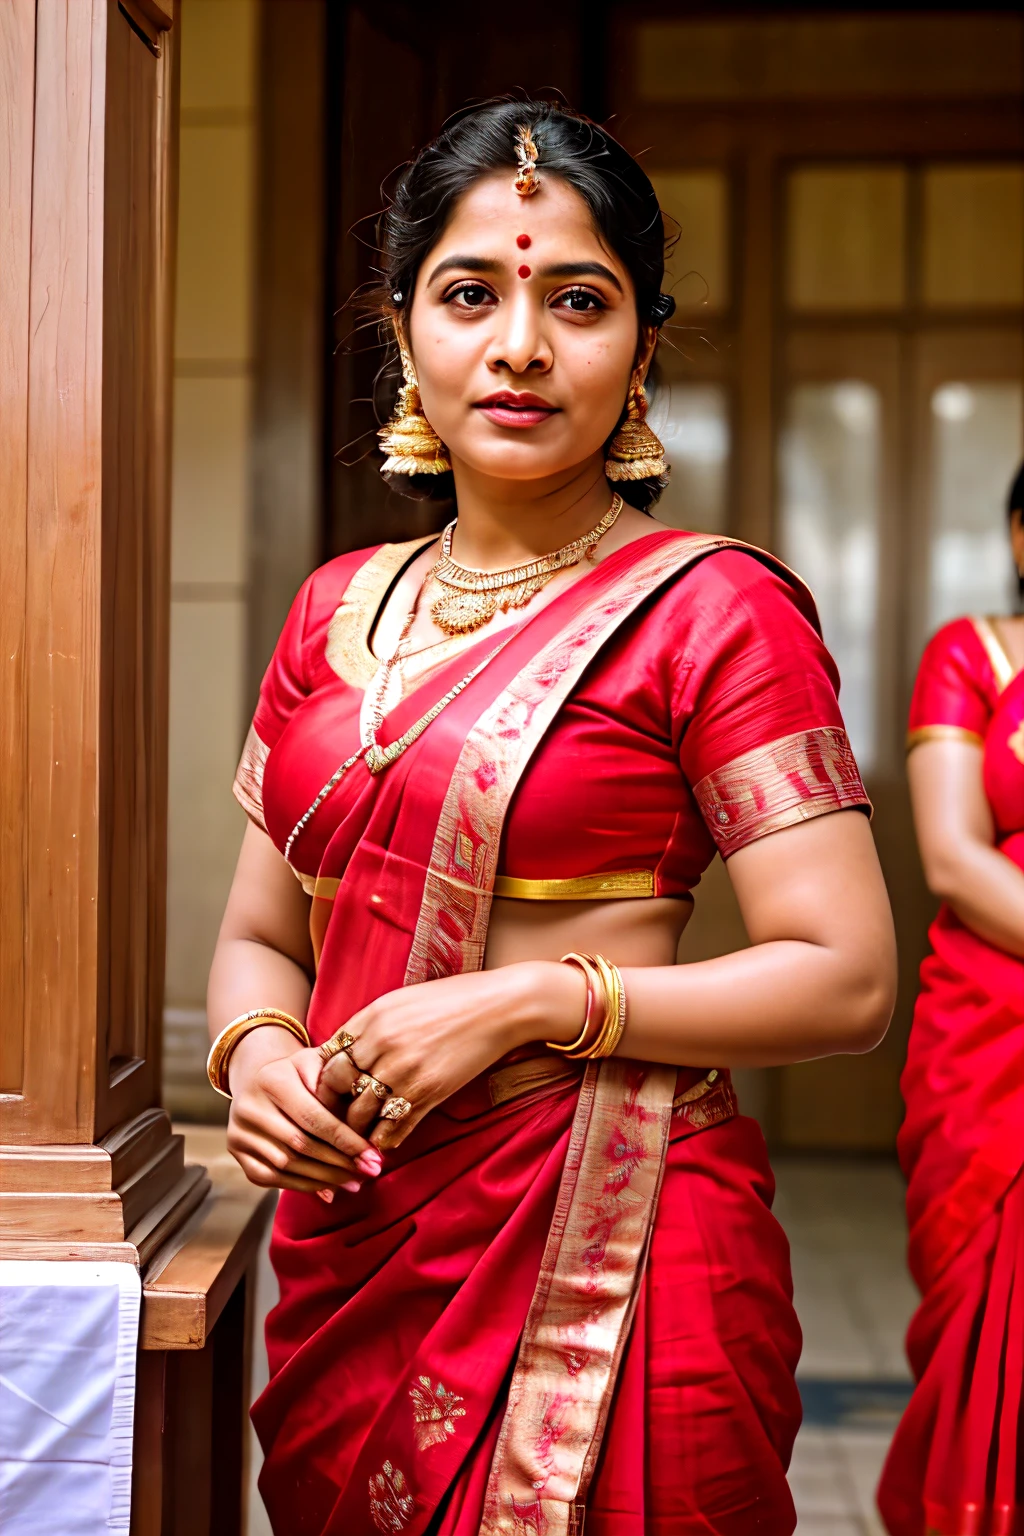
[376,98,676,510]
[1009,460,1024,601]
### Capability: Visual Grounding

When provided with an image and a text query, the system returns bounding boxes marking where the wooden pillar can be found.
[0,0,207,1261]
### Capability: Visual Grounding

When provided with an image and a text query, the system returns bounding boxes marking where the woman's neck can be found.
[446,454,616,569]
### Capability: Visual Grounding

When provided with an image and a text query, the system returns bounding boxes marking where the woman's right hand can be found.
[225,1025,383,1201]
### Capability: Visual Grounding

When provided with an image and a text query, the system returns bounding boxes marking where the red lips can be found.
[473,391,559,428]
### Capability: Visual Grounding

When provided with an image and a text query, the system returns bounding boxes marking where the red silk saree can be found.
[233,528,870,1535]
[878,618,1024,1536]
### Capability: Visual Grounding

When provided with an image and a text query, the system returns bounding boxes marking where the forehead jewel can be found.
[513,125,541,198]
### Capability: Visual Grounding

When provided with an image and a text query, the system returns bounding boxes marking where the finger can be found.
[266,1068,376,1160]
[369,1096,429,1153]
[304,1048,360,1109]
[233,1149,344,1198]
[234,1106,361,1175]
[346,1083,386,1137]
[243,1133,364,1192]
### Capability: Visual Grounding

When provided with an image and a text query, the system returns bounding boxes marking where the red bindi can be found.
[516,233,531,249]
[518,264,531,279]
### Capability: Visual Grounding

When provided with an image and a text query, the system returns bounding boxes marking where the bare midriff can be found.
[482,892,694,971]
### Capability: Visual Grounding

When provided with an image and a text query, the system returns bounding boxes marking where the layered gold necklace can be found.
[428,494,624,637]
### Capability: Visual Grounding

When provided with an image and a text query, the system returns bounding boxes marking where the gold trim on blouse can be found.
[325,537,436,688]
[905,723,985,753]
[971,615,1016,693]
[693,726,870,858]
[492,870,655,901]
[232,724,270,834]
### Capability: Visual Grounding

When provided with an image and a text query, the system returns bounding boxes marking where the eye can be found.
[444,282,495,310]
[552,287,605,314]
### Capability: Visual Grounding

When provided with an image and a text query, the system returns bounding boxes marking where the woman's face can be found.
[406,173,652,485]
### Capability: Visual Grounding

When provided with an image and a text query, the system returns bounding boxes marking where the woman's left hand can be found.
[314,961,585,1151]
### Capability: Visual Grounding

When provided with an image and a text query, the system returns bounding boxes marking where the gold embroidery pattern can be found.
[480,1060,676,1535]
[1009,722,1024,765]
[325,538,435,688]
[693,726,869,858]
[906,724,985,753]
[971,615,1015,694]
[368,1461,414,1534]
[232,725,270,834]
[409,1376,467,1451]
[672,1068,738,1131]
[493,870,655,901]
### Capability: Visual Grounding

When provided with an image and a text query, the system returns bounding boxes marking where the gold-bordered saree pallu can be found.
[256,531,805,1536]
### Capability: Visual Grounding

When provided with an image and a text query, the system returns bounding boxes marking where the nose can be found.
[484,287,553,377]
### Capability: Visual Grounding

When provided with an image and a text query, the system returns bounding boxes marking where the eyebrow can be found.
[426,254,624,294]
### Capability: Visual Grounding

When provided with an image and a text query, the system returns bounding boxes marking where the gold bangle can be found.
[589,955,626,1059]
[206,1008,310,1099]
[547,952,601,1055]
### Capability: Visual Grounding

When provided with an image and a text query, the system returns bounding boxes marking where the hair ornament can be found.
[391,290,403,306]
[513,124,541,197]
[649,293,676,327]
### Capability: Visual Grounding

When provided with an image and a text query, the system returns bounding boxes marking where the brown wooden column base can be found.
[0,1109,209,1264]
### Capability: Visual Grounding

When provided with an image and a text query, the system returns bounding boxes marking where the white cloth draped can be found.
[0,1262,140,1536]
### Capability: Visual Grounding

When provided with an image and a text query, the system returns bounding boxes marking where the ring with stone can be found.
[318,1030,358,1067]
[380,1096,412,1122]
[351,1072,391,1102]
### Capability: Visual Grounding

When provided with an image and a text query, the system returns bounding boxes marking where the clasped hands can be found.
[224,960,585,1202]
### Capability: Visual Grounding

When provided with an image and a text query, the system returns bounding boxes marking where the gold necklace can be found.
[428,494,623,636]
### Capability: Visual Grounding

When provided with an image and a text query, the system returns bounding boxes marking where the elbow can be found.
[921,848,969,905]
[840,972,896,1054]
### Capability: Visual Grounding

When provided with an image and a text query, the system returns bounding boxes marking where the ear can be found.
[635,325,658,385]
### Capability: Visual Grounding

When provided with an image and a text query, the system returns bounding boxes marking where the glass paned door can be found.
[778,381,882,771]
[927,381,1023,632]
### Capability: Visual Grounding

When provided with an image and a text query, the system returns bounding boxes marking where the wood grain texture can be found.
[0,0,35,1110]
[2,0,179,1149]
[140,1182,274,1350]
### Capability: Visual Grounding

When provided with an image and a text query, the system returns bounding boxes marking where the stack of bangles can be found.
[546,951,627,1060]
[206,1009,415,1125]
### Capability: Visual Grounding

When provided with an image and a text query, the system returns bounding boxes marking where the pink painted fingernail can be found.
[342,1179,362,1194]
[317,1188,335,1204]
[357,1150,382,1176]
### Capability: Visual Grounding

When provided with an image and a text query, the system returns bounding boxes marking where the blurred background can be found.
[162,5,1022,1529]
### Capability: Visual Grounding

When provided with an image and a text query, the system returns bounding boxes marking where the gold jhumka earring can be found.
[378,335,451,477]
[605,373,668,481]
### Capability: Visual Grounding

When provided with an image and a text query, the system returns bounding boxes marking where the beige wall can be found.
[165,0,258,1117]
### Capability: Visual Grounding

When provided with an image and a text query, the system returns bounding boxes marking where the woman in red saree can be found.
[878,466,1024,1536]
[208,101,896,1535]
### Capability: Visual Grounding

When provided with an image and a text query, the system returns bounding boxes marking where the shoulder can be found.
[638,537,821,646]
[915,616,988,682]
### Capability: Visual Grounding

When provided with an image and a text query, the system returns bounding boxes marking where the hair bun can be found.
[649,293,676,327]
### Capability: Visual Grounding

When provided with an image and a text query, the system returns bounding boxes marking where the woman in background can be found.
[209,100,895,1535]
[879,463,1024,1536]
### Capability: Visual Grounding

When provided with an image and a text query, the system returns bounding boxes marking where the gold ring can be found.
[380,1096,412,1122]
[318,1030,358,1066]
[352,1073,391,1102]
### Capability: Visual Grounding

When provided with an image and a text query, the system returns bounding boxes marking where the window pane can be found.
[786,168,906,312]
[779,383,881,772]
[649,171,729,312]
[922,166,1024,308]
[927,382,1023,633]
[648,382,730,533]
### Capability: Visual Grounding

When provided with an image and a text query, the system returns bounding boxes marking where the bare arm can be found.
[323,808,897,1150]
[907,738,1024,957]
[618,808,896,1066]
[209,822,379,1197]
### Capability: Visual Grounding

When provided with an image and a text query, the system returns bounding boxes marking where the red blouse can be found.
[235,538,870,900]
[908,615,1024,846]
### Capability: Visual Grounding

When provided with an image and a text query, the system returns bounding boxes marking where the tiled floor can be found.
[243,1157,917,1534]
[775,1156,917,1535]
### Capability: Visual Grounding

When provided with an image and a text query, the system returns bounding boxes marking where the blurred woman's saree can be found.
[235,527,868,1535]
[879,619,1024,1536]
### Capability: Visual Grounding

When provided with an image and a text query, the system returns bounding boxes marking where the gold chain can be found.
[428,494,623,636]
